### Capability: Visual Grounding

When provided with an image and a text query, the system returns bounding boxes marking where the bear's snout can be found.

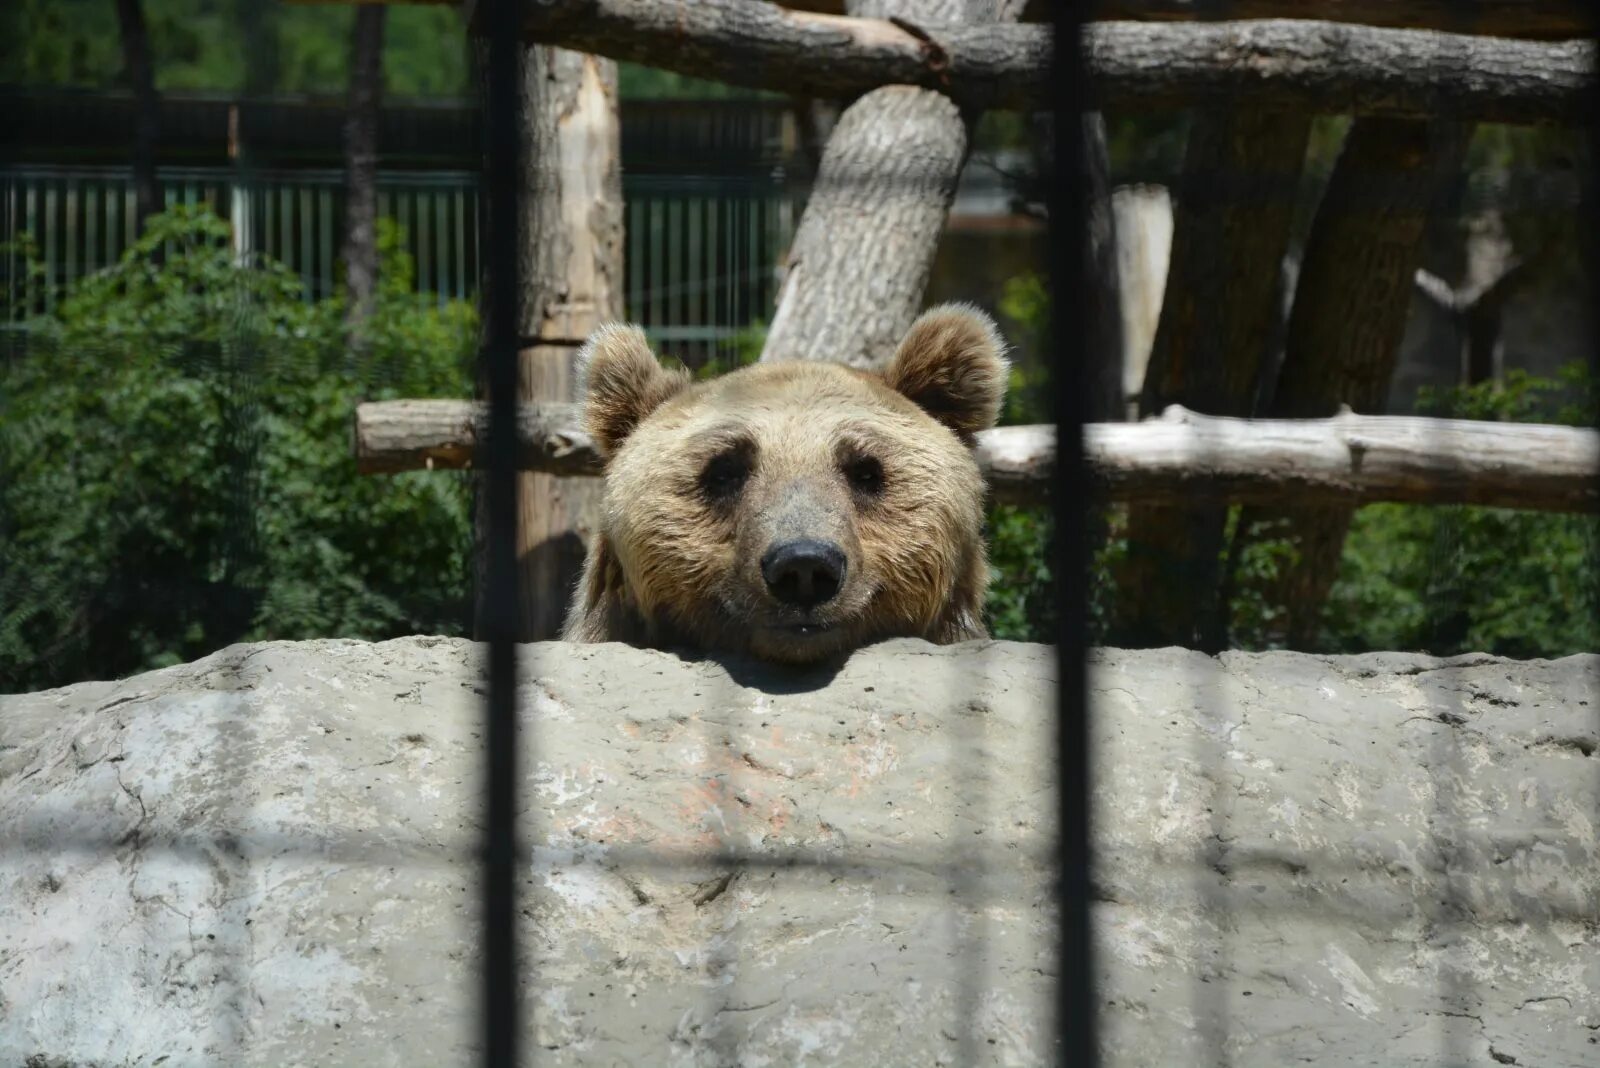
[760,539,847,609]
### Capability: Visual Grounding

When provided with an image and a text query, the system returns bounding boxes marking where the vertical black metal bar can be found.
[480,0,523,1065]
[1587,5,1600,941]
[1050,7,1097,1068]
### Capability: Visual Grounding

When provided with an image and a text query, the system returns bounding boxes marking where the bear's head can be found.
[565,304,1008,664]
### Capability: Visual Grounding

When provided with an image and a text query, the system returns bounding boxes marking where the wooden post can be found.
[513,46,624,640]
[759,0,1022,372]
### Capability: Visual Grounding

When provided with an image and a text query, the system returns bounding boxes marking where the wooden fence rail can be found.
[354,400,1600,513]
[500,1,1594,124]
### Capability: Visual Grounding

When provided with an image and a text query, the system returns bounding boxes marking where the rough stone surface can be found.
[1,638,1596,1066]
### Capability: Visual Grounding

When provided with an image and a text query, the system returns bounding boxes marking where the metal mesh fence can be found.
[0,1,1597,1065]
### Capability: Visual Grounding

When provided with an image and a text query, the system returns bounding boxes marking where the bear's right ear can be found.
[576,324,690,456]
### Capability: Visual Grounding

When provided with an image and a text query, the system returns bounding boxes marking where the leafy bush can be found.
[1,208,476,691]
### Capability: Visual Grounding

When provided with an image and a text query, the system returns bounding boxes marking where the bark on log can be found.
[759,0,1018,371]
[1090,20,1591,126]
[1093,1,1593,41]
[1116,106,1311,649]
[1226,117,1472,650]
[353,400,1600,514]
[518,0,1048,111]
[510,1,1595,125]
[511,47,623,641]
[760,85,969,369]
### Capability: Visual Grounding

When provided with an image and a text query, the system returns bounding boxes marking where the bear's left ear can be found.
[577,323,691,456]
[883,304,1009,442]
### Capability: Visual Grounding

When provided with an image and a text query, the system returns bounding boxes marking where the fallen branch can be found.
[355,401,1600,513]
[501,1,1593,124]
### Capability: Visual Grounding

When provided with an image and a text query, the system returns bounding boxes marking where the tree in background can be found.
[6,0,468,97]
[342,3,386,346]
[113,0,161,231]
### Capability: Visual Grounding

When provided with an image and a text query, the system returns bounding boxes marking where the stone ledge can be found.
[1,638,1595,1066]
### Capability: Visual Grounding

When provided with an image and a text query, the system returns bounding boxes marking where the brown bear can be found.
[561,304,1008,664]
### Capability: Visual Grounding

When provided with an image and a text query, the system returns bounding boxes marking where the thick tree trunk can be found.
[1113,106,1310,649]
[113,0,160,232]
[1225,117,1471,649]
[342,5,386,342]
[354,400,1600,514]
[759,0,1017,371]
[514,1,1594,125]
[512,47,624,640]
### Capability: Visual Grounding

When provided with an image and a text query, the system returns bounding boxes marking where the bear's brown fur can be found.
[562,304,1008,664]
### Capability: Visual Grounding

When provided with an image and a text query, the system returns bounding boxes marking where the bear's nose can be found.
[761,539,847,609]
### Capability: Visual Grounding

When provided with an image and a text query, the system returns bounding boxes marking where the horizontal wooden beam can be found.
[355,400,1600,513]
[1091,1,1592,41]
[505,1,1592,123]
[1092,19,1591,125]
[300,1,1594,39]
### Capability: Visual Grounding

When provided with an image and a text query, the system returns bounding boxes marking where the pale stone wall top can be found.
[1,638,1595,1066]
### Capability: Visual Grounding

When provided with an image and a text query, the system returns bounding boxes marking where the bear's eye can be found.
[699,450,751,502]
[844,455,885,497]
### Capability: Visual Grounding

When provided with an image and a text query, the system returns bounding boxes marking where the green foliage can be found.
[985,506,1054,641]
[3,0,469,97]
[996,271,1049,425]
[1,208,476,691]
[984,272,1059,639]
[3,2,735,100]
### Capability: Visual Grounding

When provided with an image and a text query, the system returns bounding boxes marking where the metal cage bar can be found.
[1050,6,1098,1066]
[479,1,525,1064]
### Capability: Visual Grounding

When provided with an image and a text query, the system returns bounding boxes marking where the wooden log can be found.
[759,86,969,369]
[354,401,1600,514]
[507,46,623,641]
[1092,1,1593,41]
[758,0,1018,371]
[501,0,1594,124]
[1090,19,1591,125]
[319,1,1596,40]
